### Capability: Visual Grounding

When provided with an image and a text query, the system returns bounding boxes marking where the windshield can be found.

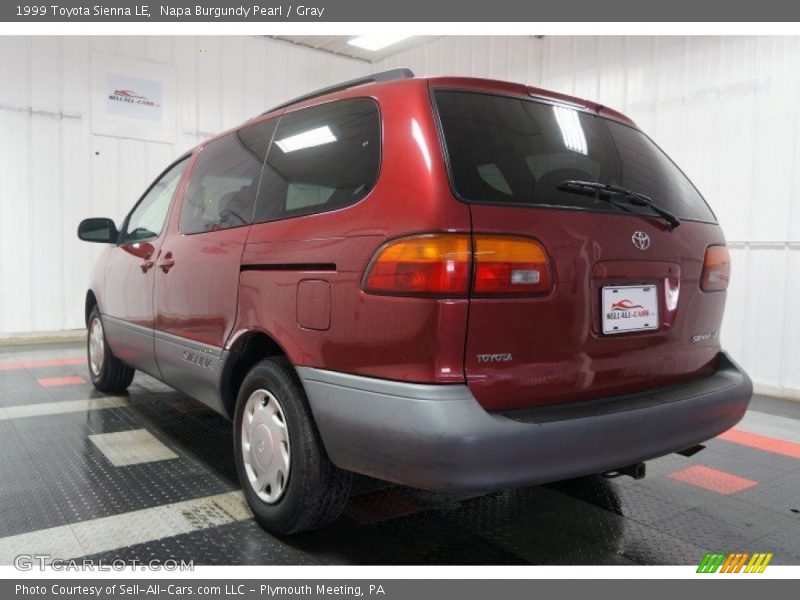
[434,90,716,222]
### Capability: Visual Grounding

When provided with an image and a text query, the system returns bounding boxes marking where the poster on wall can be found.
[91,52,176,143]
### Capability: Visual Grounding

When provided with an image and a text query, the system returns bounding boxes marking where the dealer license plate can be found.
[601,285,659,334]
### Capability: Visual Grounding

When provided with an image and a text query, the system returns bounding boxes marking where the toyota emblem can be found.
[632,231,650,250]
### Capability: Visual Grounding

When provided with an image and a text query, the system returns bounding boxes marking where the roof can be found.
[264,71,637,128]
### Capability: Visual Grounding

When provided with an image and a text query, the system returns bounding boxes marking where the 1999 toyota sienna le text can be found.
[78,70,753,534]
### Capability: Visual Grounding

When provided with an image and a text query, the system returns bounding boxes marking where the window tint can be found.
[180,119,276,234]
[435,91,715,222]
[123,158,188,243]
[255,98,380,222]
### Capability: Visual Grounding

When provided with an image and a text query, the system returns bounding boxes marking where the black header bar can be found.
[2,0,800,22]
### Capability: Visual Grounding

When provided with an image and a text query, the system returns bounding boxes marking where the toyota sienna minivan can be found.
[78,69,752,534]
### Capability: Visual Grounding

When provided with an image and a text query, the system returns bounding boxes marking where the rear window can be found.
[434,90,715,222]
[255,98,380,222]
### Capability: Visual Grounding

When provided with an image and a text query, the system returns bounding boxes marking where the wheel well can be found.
[85,290,98,326]
[221,331,290,419]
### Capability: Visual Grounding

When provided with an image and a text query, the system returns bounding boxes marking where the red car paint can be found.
[88,75,729,413]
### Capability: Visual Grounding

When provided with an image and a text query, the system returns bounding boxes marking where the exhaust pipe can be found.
[602,445,706,481]
[603,462,646,480]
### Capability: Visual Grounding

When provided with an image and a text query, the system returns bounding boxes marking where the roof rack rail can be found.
[262,68,415,115]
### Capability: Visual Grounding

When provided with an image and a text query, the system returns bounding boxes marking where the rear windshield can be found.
[434,90,716,222]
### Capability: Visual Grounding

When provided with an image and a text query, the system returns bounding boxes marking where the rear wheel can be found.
[234,358,351,534]
[87,306,135,393]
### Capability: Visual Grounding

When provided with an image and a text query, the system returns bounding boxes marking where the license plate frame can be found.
[601,284,659,335]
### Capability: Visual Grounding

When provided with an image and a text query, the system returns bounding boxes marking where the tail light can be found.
[363,233,552,297]
[473,235,552,295]
[363,234,471,296]
[701,245,731,291]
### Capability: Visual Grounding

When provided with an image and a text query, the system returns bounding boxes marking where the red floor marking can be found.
[37,376,87,387]
[667,465,758,495]
[0,357,84,371]
[720,428,800,460]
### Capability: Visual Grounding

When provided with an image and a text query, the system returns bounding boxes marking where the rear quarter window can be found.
[434,90,716,223]
[180,119,276,235]
[254,98,380,222]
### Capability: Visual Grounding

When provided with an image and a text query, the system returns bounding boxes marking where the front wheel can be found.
[87,306,135,393]
[234,358,351,534]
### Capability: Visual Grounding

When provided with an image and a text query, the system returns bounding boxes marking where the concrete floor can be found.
[1,340,799,565]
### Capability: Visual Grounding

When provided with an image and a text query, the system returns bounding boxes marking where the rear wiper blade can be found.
[556,180,681,231]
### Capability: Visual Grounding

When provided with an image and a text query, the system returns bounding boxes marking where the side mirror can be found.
[78,218,118,244]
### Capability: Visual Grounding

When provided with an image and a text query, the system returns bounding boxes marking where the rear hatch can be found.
[433,87,728,411]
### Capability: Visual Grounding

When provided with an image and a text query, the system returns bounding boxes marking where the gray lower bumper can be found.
[297,352,752,493]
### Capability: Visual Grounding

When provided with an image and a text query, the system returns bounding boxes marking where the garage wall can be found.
[378,36,800,399]
[0,36,367,337]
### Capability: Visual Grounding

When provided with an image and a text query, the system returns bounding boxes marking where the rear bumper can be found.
[298,352,752,492]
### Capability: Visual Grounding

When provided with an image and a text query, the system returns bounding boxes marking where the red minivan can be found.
[78,69,752,534]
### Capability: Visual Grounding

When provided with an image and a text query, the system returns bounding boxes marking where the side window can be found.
[255,98,380,222]
[180,119,276,235]
[122,158,188,243]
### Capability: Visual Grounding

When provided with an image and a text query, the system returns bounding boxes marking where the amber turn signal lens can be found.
[363,234,471,296]
[473,235,552,295]
[701,245,731,292]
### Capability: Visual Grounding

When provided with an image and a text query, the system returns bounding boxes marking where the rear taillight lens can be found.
[701,245,731,291]
[363,234,471,296]
[363,233,552,297]
[473,235,552,295]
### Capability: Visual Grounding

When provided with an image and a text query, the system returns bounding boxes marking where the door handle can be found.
[158,252,175,273]
[140,251,155,273]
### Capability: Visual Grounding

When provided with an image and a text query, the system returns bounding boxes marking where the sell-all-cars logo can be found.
[108,89,160,108]
[632,231,650,250]
[607,299,651,320]
[697,552,773,573]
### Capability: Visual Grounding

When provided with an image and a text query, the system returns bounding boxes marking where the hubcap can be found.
[88,317,105,377]
[241,389,291,504]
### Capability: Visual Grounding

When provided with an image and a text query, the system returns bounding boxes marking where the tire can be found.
[234,358,352,534]
[87,306,135,393]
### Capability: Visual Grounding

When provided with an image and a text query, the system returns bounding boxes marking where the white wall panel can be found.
[60,116,92,331]
[379,35,800,398]
[91,36,118,55]
[145,36,173,64]
[782,248,800,392]
[243,37,267,119]
[117,139,148,219]
[0,36,366,338]
[196,37,223,135]
[90,136,118,220]
[0,112,33,333]
[145,142,173,184]
[30,117,62,331]
[264,39,290,108]
[0,37,29,108]
[117,36,147,61]
[62,37,91,116]
[740,247,788,389]
[220,37,246,131]
[174,36,198,138]
[719,245,748,360]
[30,37,61,114]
